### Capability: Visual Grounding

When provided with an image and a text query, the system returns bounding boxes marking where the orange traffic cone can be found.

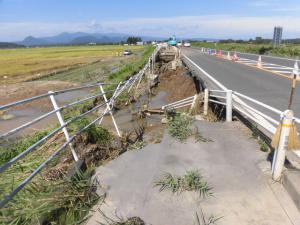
[218,49,222,57]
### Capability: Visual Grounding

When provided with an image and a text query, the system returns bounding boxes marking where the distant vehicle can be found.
[168,35,177,46]
[123,49,132,55]
[184,42,191,47]
[177,42,182,47]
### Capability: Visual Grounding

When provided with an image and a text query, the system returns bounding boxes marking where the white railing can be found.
[0,45,162,208]
[182,53,300,180]
[182,53,300,131]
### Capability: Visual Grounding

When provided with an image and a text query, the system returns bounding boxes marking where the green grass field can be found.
[0,45,144,84]
[192,42,300,58]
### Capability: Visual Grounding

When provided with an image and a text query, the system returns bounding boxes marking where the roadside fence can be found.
[0,45,162,208]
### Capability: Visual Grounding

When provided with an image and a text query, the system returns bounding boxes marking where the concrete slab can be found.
[86,121,300,225]
[283,169,300,212]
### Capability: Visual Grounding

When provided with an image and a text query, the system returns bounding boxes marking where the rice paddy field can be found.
[0,45,144,84]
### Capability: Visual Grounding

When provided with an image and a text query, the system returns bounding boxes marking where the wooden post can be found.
[204,89,209,116]
[288,61,299,109]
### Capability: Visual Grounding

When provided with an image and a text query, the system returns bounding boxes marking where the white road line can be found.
[263,66,292,70]
[272,70,292,74]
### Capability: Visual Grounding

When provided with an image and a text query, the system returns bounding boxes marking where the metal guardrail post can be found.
[272,110,293,181]
[204,89,209,116]
[48,91,79,161]
[226,90,233,122]
[99,85,121,137]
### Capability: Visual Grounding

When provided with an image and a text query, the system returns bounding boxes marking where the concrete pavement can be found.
[86,121,300,225]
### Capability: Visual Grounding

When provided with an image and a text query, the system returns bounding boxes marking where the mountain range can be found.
[14,32,165,46]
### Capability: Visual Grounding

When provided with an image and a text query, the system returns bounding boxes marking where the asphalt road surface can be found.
[183,47,300,118]
[193,46,298,68]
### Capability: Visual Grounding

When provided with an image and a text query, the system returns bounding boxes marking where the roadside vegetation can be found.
[167,113,194,142]
[0,45,155,224]
[167,112,212,143]
[251,124,271,153]
[98,213,145,225]
[195,209,222,225]
[192,41,300,58]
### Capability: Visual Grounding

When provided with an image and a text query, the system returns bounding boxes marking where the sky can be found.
[0,0,300,41]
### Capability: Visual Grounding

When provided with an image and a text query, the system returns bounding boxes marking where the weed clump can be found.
[167,114,194,142]
[154,170,212,197]
[195,209,222,225]
[99,216,145,225]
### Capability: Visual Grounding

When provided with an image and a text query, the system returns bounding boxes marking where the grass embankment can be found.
[0,46,155,224]
[192,42,300,58]
[0,45,144,84]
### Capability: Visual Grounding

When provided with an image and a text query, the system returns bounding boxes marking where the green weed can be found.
[0,130,49,166]
[154,170,213,197]
[195,208,222,225]
[167,114,194,142]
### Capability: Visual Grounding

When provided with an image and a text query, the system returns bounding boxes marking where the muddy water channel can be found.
[0,90,90,138]
[101,91,168,137]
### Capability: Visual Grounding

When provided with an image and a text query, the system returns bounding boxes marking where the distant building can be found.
[273,26,283,46]
[136,41,144,46]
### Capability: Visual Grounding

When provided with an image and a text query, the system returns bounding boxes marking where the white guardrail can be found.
[181,53,300,181]
[0,45,162,208]
[182,53,300,134]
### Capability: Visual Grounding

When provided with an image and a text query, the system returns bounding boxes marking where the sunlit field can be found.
[0,45,144,84]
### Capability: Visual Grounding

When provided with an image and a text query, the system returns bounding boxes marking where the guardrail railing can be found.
[0,45,162,208]
[182,53,300,181]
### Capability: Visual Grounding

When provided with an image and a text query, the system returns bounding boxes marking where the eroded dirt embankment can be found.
[155,63,197,103]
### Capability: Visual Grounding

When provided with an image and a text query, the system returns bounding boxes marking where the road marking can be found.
[272,70,291,74]
[263,66,291,70]
[227,56,294,79]
[234,60,292,79]
[198,51,295,80]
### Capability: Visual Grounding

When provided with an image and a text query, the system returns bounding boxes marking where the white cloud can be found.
[1,15,300,41]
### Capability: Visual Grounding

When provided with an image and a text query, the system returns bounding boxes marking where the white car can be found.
[184,42,191,47]
[177,42,182,47]
[123,49,132,55]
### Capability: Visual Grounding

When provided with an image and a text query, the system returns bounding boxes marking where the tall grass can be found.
[1,169,101,225]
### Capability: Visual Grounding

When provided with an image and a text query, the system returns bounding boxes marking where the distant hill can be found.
[15,32,165,46]
[0,42,24,49]
[21,36,51,46]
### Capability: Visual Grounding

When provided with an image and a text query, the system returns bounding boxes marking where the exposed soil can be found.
[0,80,77,107]
[156,62,197,102]
[141,59,199,144]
